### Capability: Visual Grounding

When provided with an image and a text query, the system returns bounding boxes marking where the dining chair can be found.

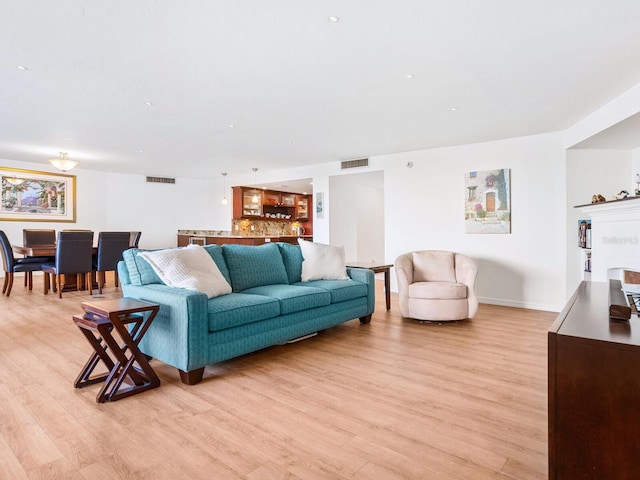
[22,229,56,285]
[23,229,56,247]
[0,230,48,296]
[94,232,131,293]
[43,231,94,298]
[129,231,142,248]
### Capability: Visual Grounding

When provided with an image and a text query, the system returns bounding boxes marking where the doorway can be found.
[329,171,384,263]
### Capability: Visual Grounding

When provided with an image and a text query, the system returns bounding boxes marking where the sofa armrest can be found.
[346,267,376,315]
[455,253,479,318]
[120,282,209,372]
[394,253,414,317]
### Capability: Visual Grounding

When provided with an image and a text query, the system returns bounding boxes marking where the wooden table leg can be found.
[384,267,391,310]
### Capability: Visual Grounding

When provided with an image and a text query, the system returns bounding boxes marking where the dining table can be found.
[13,244,57,257]
[13,244,98,292]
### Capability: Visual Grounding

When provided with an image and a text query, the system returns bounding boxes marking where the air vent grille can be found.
[341,158,369,169]
[146,176,176,184]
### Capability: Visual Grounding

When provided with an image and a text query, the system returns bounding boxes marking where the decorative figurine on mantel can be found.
[591,194,606,203]
[615,190,629,200]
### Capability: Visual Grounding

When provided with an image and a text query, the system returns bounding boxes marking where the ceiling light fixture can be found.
[251,167,260,203]
[406,74,414,79]
[328,16,339,23]
[49,152,78,172]
[221,172,228,205]
[17,65,28,71]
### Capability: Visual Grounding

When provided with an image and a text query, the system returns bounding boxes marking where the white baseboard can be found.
[478,296,561,313]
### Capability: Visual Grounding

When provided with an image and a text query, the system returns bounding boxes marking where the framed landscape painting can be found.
[464,168,511,234]
[0,167,76,222]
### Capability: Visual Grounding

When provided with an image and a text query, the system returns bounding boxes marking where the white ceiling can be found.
[2,1,640,179]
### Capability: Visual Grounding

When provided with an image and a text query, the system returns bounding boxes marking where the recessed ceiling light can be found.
[229,124,234,128]
[145,101,154,106]
[406,74,414,79]
[450,106,458,111]
[328,16,339,23]
[17,65,28,70]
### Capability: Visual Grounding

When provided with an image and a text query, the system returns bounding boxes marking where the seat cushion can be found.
[242,284,331,315]
[409,281,467,300]
[293,279,367,304]
[208,293,280,332]
[412,251,456,283]
[222,243,289,291]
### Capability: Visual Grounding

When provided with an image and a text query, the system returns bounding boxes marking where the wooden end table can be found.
[346,262,393,310]
[73,298,160,402]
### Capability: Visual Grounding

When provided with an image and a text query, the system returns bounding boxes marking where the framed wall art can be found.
[1,167,76,222]
[464,168,510,234]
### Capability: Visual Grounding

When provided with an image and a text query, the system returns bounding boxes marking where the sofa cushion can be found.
[222,243,289,292]
[277,242,303,284]
[202,244,232,285]
[122,248,164,285]
[412,251,456,283]
[298,239,348,282]
[242,284,331,315]
[295,279,367,304]
[409,281,467,300]
[139,245,232,299]
[207,292,280,332]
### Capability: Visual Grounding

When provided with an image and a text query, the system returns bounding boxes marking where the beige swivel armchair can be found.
[395,250,478,321]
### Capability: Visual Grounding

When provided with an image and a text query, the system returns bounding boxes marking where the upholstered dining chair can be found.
[129,231,142,248]
[22,229,56,285]
[43,231,94,298]
[94,231,131,293]
[0,230,48,296]
[394,250,479,322]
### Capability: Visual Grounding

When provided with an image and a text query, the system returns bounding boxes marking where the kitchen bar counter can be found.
[177,232,312,247]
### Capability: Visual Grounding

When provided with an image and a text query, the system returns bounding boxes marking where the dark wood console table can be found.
[548,281,640,479]
[73,298,160,402]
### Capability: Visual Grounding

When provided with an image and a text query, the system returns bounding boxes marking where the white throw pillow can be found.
[139,244,232,298]
[298,238,349,282]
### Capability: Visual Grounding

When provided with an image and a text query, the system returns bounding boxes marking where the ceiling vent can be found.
[341,158,369,169]
[146,176,176,184]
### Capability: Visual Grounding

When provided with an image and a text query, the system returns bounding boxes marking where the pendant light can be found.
[221,172,228,205]
[251,167,259,204]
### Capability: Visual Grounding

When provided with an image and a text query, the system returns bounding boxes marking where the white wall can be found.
[0,158,217,250]
[565,150,631,293]
[379,131,567,311]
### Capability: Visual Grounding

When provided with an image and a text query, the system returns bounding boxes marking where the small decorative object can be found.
[591,194,606,203]
[635,174,640,196]
[615,190,629,200]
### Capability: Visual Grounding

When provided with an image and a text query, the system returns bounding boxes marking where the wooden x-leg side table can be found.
[73,298,160,403]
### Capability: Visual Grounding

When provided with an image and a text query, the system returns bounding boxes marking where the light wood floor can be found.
[0,274,557,480]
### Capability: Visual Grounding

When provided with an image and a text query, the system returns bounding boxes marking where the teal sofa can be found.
[117,242,375,385]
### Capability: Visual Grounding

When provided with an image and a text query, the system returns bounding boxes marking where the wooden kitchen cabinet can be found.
[233,186,263,219]
[296,195,309,220]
